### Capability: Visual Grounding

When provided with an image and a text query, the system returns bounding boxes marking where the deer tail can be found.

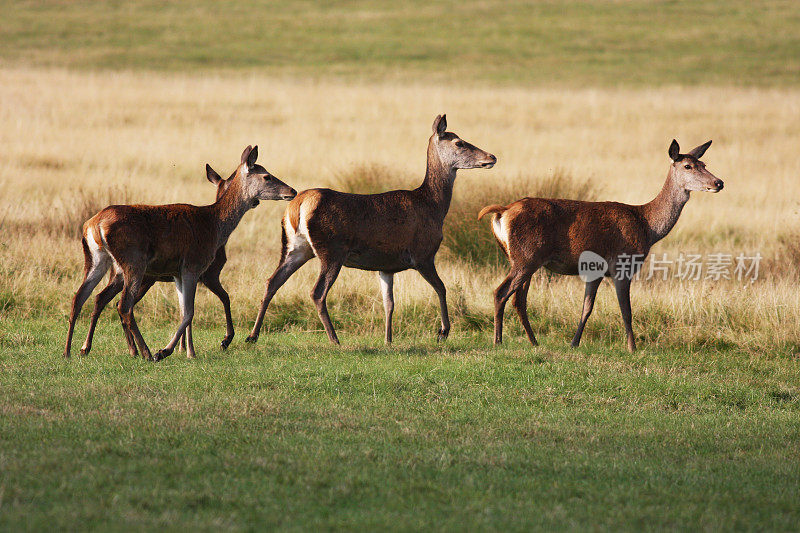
[477,204,506,221]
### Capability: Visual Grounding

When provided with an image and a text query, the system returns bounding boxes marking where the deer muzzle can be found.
[480,154,497,168]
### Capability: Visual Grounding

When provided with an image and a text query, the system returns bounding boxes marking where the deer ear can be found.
[240,145,253,166]
[688,140,712,160]
[668,139,680,161]
[246,145,258,168]
[432,114,447,136]
[206,164,222,185]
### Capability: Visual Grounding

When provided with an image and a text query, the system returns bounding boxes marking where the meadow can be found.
[1,0,800,530]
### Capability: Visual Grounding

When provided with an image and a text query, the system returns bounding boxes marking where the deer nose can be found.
[481,154,497,168]
[713,179,724,190]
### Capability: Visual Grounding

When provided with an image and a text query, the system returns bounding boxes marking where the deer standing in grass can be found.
[478,140,723,352]
[76,164,238,357]
[64,146,297,361]
[246,115,496,345]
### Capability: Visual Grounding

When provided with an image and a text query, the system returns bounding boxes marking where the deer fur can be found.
[64,146,297,360]
[246,115,496,345]
[479,139,723,352]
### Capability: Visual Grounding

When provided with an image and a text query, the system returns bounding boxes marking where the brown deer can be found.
[76,164,238,357]
[245,115,496,345]
[64,146,297,361]
[478,139,723,352]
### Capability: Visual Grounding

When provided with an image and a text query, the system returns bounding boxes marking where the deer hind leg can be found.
[202,273,234,349]
[416,261,450,341]
[64,238,111,358]
[570,278,603,348]
[154,274,199,361]
[378,271,394,344]
[493,264,536,345]
[512,275,538,346]
[247,228,314,343]
[311,257,343,345]
[80,268,124,356]
[117,269,152,360]
[613,277,636,353]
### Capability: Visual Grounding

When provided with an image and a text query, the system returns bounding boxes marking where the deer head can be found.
[430,115,496,170]
[235,145,297,206]
[668,139,724,193]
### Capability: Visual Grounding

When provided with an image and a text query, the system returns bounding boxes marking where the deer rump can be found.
[484,197,650,276]
[285,188,444,273]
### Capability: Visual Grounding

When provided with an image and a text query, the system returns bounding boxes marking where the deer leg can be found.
[416,261,450,341]
[378,271,394,344]
[311,258,343,345]
[571,278,602,348]
[184,322,194,357]
[80,269,123,356]
[118,272,152,360]
[111,275,157,357]
[493,266,532,345]
[154,274,198,361]
[247,248,312,343]
[202,274,234,349]
[512,275,538,346]
[174,280,187,352]
[613,277,637,353]
[64,242,110,358]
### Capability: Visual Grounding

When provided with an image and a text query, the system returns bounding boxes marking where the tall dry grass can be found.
[0,67,798,352]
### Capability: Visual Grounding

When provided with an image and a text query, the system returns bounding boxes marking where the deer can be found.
[76,164,238,358]
[64,146,297,361]
[245,115,496,345]
[478,139,723,352]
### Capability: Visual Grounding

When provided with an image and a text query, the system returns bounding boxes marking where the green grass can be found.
[2,0,799,86]
[2,317,798,530]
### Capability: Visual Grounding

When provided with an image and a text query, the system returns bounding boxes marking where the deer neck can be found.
[210,178,253,247]
[418,142,457,219]
[640,170,690,246]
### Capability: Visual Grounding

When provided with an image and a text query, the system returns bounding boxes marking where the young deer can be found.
[479,139,723,352]
[77,165,237,357]
[246,115,496,345]
[64,146,297,361]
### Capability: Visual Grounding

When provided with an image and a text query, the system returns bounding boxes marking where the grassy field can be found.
[2,0,800,530]
[2,319,799,530]
[1,0,800,86]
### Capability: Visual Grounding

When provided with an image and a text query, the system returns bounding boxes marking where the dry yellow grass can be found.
[0,67,798,351]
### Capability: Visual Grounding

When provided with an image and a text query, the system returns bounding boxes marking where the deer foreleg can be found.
[378,271,394,344]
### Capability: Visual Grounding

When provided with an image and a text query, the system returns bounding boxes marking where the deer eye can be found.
[455,141,465,148]
[684,164,692,170]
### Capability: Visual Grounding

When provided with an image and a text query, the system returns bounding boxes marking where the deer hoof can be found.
[436,329,449,342]
[221,336,233,350]
[80,346,91,356]
[245,335,258,344]
[152,349,171,362]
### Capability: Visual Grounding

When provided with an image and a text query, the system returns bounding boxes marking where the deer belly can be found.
[544,261,579,276]
[145,257,182,277]
[344,248,415,272]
